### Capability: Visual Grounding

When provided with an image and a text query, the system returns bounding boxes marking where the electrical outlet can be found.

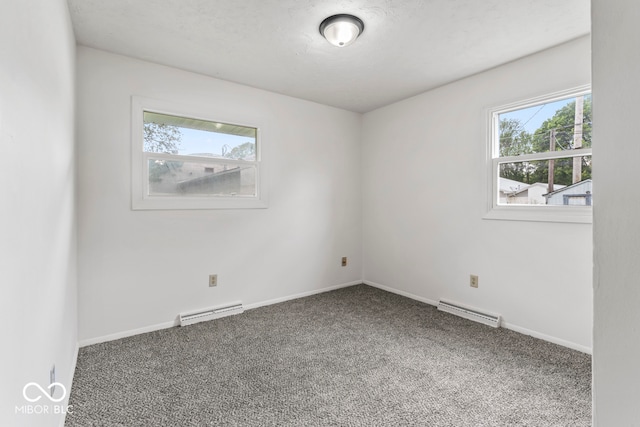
[50,365,56,397]
[209,274,218,287]
[470,275,479,288]
[341,257,347,267]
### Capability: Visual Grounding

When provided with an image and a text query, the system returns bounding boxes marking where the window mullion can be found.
[144,152,256,166]
[498,148,592,164]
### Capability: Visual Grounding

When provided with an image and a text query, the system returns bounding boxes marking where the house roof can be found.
[499,178,566,196]
[544,179,592,197]
[499,178,529,194]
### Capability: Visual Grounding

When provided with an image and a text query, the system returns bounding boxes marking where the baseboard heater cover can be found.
[179,302,244,326]
[437,300,501,328]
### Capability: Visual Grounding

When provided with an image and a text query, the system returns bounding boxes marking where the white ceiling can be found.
[66,0,590,113]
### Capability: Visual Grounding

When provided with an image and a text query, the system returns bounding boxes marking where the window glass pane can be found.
[498,94,591,157]
[143,112,256,161]
[148,159,256,197]
[498,156,592,206]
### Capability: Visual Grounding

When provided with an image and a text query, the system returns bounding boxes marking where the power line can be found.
[521,104,546,129]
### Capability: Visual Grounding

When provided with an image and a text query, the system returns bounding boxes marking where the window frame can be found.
[483,85,592,223]
[131,96,268,210]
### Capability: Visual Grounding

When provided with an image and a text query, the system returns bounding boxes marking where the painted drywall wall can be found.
[362,36,592,351]
[592,0,640,424]
[76,47,362,343]
[0,0,77,426]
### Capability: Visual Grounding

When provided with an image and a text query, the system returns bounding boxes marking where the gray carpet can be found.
[65,285,591,426]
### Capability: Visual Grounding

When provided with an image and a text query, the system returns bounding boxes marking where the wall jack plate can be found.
[470,275,479,288]
[209,274,218,287]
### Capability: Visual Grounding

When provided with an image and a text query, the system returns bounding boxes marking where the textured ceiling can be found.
[67,0,590,113]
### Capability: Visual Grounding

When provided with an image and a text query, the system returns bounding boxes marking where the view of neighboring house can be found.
[545,179,592,205]
[149,158,256,197]
[499,177,592,205]
[499,178,565,205]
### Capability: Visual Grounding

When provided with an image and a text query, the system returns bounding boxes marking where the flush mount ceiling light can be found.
[319,14,364,47]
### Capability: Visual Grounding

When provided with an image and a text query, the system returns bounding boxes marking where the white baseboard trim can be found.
[501,322,592,354]
[78,278,592,354]
[362,280,592,355]
[79,320,177,347]
[243,280,362,310]
[79,280,362,347]
[363,280,439,306]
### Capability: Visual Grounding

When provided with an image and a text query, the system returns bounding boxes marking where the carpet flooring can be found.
[65,284,591,426]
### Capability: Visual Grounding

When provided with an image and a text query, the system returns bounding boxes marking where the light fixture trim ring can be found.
[319,14,365,47]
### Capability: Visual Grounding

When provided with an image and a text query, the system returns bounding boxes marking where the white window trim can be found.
[131,96,268,210]
[483,85,592,224]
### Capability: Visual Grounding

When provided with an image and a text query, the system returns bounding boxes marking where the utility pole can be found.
[548,129,556,194]
[572,95,584,183]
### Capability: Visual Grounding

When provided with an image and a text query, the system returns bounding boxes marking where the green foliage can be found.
[223,142,255,160]
[144,122,182,154]
[499,118,533,157]
[531,94,592,153]
[499,95,592,186]
[144,122,182,182]
[499,118,534,183]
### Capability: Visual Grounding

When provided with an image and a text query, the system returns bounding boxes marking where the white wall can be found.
[76,47,362,343]
[592,0,640,424]
[0,1,77,426]
[362,36,592,351]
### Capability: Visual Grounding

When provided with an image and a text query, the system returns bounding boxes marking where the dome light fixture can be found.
[319,14,364,47]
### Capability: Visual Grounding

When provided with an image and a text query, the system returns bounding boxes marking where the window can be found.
[131,97,267,210]
[485,86,592,223]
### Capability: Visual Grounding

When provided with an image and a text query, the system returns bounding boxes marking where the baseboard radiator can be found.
[437,300,501,328]
[179,302,244,326]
